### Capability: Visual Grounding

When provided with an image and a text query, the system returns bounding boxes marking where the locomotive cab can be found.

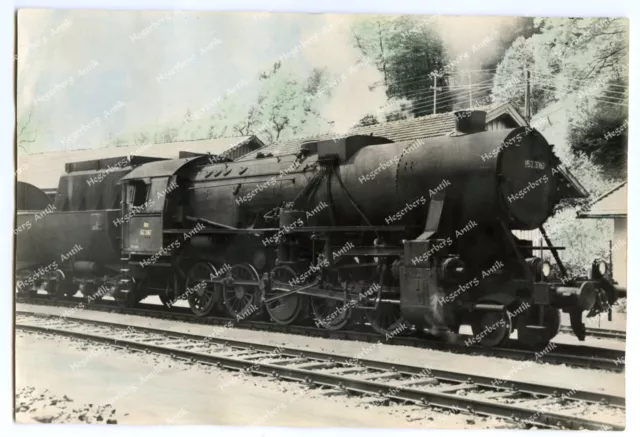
[118,155,209,305]
[121,177,167,254]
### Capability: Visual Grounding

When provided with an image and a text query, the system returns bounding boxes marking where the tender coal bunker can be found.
[16,182,51,212]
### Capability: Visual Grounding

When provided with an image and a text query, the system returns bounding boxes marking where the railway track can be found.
[560,326,626,341]
[15,295,626,372]
[15,311,625,430]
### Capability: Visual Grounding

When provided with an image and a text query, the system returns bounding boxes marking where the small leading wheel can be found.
[185,262,223,317]
[365,302,407,337]
[471,309,512,347]
[265,266,308,325]
[310,296,352,331]
[519,306,562,348]
[223,263,262,320]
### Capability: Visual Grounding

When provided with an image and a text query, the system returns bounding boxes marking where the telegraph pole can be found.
[524,69,531,124]
[433,74,437,114]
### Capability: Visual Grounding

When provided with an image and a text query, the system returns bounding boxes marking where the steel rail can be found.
[16,312,625,430]
[560,326,626,341]
[15,309,624,407]
[15,296,625,372]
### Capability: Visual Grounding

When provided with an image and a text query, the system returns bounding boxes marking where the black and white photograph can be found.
[9,1,631,431]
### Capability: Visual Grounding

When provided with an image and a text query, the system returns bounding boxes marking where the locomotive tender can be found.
[15,110,620,347]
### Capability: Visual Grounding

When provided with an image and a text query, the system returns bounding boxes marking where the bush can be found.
[614,297,627,314]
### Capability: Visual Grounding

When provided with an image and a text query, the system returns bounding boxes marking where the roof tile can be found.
[238,113,458,160]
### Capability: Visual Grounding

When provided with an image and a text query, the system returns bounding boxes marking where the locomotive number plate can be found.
[524,160,545,170]
[140,229,152,237]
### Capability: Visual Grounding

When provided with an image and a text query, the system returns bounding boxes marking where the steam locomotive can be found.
[15,110,619,348]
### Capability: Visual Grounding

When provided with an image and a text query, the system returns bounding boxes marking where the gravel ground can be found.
[15,386,120,424]
[16,303,626,399]
[14,329,513,428]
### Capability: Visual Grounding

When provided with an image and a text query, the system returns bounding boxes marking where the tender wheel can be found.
[471,309,512,347]
[366,302,408,337]
[115,289,139,307]
[223,263,262,320]
[310,296,352,330]
[81,282,99,301]
[115,278,143,307]
[265,266,308,325]
[115,292,138,307]
[16,272,40,297]
[31,279,43,297]
[159,293,172,308]
[185,262,223,316]
[90,280,117,302]
[17,285,39,298]
[158,273,180,309]
[46,270,76,298]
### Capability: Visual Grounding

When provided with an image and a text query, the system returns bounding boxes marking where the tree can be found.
[491,36,556,115]
[162,128,178,143]
[356,114,379,127]
[236,62,329,143]
[493,17,628,273]
[351,16,450,117]
[493,18,627,106]
[135,131,149,145]
[567,82,627,179]
[493,17,628,179]
[545,153,618,273]
[231,97,266,137]
[384,109,409,122]
[17,109,38,153]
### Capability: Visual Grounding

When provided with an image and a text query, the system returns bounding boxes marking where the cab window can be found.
[145,178,169,212]
[126,181,149,208]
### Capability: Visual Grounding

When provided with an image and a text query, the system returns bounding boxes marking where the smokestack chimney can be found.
[453,110,486,134]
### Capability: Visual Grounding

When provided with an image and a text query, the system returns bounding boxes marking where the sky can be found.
[16,9,521,154]
[17,9,391,153]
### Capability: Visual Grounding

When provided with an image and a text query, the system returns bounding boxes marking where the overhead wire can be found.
[413,88,494,112]
[380,70,496,90]
[532,83,628,104]
[391,81,495,104]
[532,77,628,94]
[408,85,494,108]
[529,69,629,89]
